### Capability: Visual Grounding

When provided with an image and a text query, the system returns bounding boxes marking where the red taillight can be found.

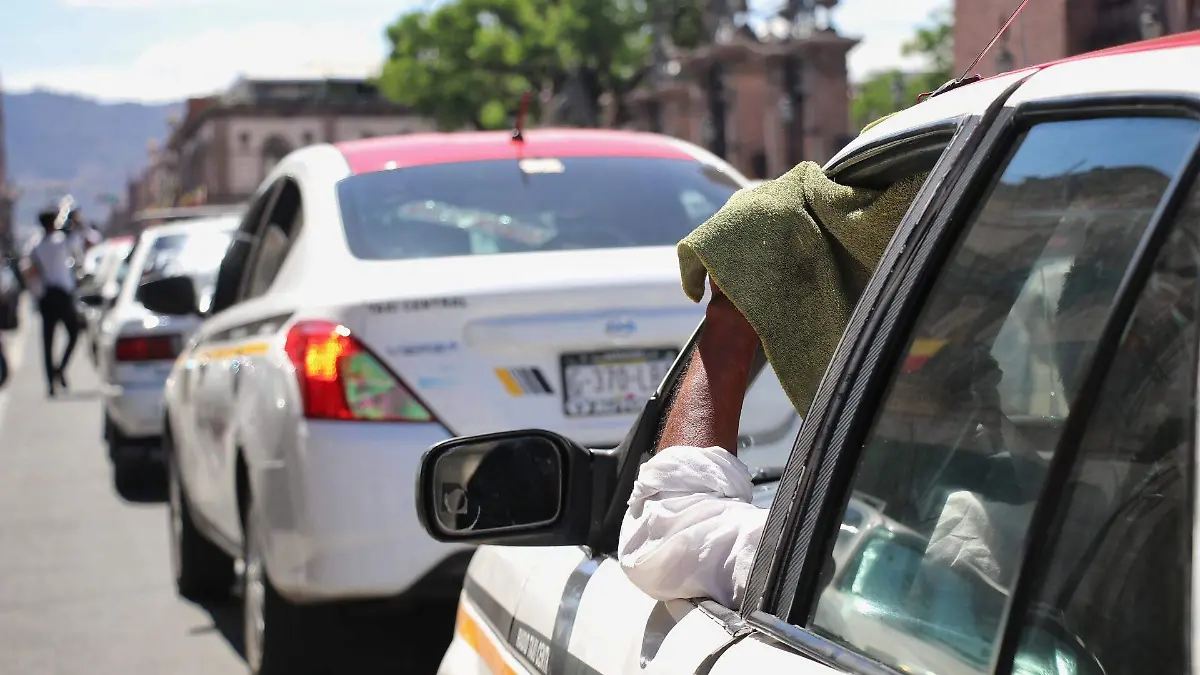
[115,334,181,361]
[283,320,435,423]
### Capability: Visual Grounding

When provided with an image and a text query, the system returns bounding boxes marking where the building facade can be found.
[955,0,1200,78]
[128,77,435,216]
[623,1,855,179]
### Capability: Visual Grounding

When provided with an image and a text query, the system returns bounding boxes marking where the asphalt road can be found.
[0,304,455,674]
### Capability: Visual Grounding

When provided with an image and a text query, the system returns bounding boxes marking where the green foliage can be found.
[850,7,954,133]
[378,0,706,131]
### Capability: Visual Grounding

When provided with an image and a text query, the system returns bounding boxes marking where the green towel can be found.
[678,162,928,414]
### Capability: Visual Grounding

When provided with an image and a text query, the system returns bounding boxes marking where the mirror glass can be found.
[431,436,562,535]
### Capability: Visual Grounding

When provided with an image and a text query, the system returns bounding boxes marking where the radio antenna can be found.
[919,0,1033,102]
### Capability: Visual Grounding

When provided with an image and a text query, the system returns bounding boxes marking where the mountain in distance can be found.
[3,89,180,245]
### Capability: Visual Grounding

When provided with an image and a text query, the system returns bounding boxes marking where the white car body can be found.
[435,33,1200,675]
[79,237,135,360]
[158,128,803,669]
[99,217,238,460]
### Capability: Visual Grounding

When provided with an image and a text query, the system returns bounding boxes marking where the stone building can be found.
[145,77,435,211]
[624,1,856,179]
[955,0,1200,78]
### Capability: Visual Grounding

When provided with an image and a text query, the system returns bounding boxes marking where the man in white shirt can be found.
[617,278,769,607]
[25,208,90,397]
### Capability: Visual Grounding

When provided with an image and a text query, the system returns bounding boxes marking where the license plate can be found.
[560,348,678,417]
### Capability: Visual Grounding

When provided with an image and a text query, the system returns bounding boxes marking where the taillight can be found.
[283,320,435,422]
[115,334,181,361]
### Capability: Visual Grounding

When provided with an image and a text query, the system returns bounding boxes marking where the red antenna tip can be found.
[513,91,532,142]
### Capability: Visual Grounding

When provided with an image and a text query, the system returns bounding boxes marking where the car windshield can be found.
[150,229,234,312]
[336,157,743,260]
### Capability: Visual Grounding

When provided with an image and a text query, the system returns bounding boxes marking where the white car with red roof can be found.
[140,128,797,673]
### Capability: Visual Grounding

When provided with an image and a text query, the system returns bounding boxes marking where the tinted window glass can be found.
[1004,177,1200,675]
[336,157,742,260]
[805,116,1200,675]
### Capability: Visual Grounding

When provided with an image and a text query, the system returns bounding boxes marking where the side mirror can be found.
[416,429,595,546]
[137,275,199,316]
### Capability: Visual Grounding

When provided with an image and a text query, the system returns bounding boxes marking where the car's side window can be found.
[799,116,1200,675]
[242,178,302,300]
[210,185,276,316]
[1000,176,1200,675]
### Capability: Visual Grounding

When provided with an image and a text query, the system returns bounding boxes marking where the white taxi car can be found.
[414,31,1200,675]
[136,129,802,673]
[98,217,237,484]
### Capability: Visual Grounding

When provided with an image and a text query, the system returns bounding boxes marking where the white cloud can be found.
[832,0,950,81]
[5,19,392,102]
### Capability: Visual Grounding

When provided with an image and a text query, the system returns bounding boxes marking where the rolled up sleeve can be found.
[617,445,768,608]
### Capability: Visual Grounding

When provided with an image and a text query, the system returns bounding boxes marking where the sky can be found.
[0,0,949,104]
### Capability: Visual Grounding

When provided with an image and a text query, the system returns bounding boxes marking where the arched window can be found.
[261,135,293,179]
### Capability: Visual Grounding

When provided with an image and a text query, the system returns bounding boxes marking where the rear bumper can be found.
[257,419,473,604]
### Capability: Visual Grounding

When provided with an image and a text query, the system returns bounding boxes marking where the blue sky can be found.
[0,0,949,103]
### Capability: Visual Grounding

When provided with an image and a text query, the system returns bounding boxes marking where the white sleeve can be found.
[617,445,768,608]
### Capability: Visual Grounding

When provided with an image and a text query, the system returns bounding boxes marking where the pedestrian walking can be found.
[24,207,92,397]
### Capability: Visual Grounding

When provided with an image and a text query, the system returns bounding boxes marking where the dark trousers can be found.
[38,287,79,390]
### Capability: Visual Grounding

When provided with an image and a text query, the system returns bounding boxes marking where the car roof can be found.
[335,128,698,175]
[832,29,1200,167]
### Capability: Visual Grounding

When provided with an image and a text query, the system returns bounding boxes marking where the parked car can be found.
[77,237,135,362]
[0,255,21,331]
[97,217,237,484]
[135,128,797,674]
[412,31,1200,675]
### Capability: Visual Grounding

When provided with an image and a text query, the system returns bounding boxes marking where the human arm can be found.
[656,280,761,454]
[617,279,769,607]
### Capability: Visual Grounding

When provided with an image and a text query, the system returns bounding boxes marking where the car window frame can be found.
[744,93,1200,675]
[238,176,302,299]
[209,180,279,317]
[237,176,302,302]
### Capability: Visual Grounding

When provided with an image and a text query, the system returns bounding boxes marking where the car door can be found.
[182,183,278,523]
[709,92,1200,675]
[202,176,304,540]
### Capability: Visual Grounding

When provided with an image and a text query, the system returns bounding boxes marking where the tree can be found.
[849,7,953,133]
[377,0,706,131]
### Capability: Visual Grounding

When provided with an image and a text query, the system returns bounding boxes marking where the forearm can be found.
[657,293,759,455]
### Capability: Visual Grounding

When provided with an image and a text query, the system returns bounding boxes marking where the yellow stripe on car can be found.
[197,342,270,360]
[494,368,524,396]
[455,604,521,675]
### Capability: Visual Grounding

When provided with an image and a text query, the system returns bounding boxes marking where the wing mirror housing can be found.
[137,275,200,317]
[416,429,602,547]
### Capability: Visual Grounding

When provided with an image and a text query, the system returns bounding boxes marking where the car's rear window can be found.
[336,156,743,260]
